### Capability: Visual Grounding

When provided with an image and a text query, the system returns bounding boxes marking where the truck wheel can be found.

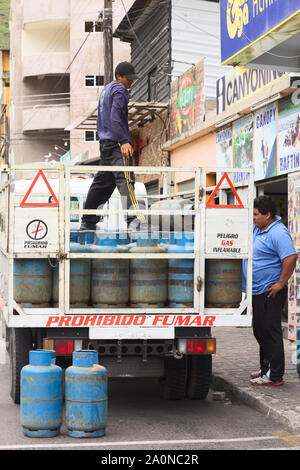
[187,355,212,400]
[9,328,32,404]
[161,356,187,400]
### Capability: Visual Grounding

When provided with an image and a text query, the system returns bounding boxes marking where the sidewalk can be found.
[211,326,300,431]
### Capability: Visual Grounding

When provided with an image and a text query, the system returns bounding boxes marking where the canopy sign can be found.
[220,0,300,66]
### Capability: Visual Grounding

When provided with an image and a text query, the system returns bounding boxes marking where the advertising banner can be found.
[216,126,233,183]
[169,60,205,141]
[253,102,277,180]
[287,172,300,340]
[278,97,300,175]
[220,0,300,65]
[233,114,253,183]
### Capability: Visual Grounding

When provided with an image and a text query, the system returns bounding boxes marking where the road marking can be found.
[0,435,297,450]
[272,431,300,447]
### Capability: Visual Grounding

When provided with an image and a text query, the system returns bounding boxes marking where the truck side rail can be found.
[0,164,253,332]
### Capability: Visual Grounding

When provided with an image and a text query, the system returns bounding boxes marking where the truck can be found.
[0,163,253,404]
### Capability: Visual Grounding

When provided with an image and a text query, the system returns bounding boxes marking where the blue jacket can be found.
[97,81,131,145]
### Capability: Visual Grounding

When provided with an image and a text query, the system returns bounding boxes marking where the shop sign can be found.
[233,114,253,183]
[287,172,300,340]
[216,127,233,183]
[169,59,205,140]
[253,102,277,180]
[220,0,300,66]
[278,97,300,175]
[216,66,285,115]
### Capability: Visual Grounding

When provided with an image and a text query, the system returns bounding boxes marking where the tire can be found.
[9,328,32,404]
[187,355,212,400]
[161,356,187,400]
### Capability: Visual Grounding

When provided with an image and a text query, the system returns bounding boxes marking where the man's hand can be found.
[121,142,133,158]
[266,281,285,298]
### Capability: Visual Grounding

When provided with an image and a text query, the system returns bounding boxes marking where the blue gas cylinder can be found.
[65,350,107,438]
[90,232,129,307]
[20,350,63,437]
[163,232,194,308]
[205,259,242,307]
[129,234,168,307]
[14,259,52,307]
[53,236,91,307]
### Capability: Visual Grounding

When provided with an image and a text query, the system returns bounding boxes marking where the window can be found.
[85,21,103,33]
[70,197,79,222]
[49,197,80,222]
[85,130,99,142]
[84,75,104,87]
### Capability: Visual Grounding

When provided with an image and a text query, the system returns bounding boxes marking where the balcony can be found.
[22,93,70,132]
[23,52,70,78]
[23,0,70,25]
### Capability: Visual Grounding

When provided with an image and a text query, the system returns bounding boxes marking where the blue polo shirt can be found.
[243,216,296,295]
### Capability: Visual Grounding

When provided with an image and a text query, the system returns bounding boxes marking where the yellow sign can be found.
[216,66,286,114]
[226,0,249,39]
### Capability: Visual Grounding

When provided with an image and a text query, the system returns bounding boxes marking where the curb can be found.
[211,373,300,433]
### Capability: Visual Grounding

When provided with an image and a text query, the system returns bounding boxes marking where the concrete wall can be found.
[133,110,169,189]
[170,131,216,188]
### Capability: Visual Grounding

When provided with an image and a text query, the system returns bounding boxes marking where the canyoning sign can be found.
[216,66,286,115]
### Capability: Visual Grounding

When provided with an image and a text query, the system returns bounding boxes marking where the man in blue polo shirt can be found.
[246,196,297,386]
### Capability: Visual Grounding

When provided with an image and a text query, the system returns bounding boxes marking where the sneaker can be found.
[250,370,261,379]
[250,375,270,385]
[80,221,96,231]
[250,375,283,386]
[250,369,270,379]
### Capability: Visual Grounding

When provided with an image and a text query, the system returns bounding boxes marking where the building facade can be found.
[113,0,229,192]
[9,0,134,167]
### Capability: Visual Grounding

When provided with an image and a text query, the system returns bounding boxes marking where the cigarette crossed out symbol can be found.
[26,219,48,241]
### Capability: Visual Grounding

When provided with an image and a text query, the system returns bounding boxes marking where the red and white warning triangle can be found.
[20,169,59,207]
[206,172,244,208]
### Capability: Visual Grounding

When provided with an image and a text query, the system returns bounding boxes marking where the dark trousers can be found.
[252,286,287,382]
[82,140,143,226]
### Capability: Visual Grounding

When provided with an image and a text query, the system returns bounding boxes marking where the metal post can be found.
[104,0,113,85]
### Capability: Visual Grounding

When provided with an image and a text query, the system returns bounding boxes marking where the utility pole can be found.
[103,0,113,84]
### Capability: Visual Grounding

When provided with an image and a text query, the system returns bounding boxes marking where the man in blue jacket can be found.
[80,62,145,231]
[246,196,297,386]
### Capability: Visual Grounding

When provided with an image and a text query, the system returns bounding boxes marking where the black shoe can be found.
[80,221,96,231]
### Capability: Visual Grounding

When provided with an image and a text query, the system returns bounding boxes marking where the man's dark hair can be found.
[254,196,276,217]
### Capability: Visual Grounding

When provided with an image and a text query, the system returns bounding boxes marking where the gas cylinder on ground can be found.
[205,259,242,307]
[91,232,129,307]
[129,234,167,307]
[65,350,107,438]
[52,233,92,307]
[14,259,52,307]
[162,232,194,307]
[20,350,62,437]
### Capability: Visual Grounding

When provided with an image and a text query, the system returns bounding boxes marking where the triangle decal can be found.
[206,172,244,208]
[20,170,59,207]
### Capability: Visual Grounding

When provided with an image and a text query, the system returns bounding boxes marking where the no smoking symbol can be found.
[26,220,48,240]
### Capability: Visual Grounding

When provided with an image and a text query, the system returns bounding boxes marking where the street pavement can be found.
[211,326,300,432]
